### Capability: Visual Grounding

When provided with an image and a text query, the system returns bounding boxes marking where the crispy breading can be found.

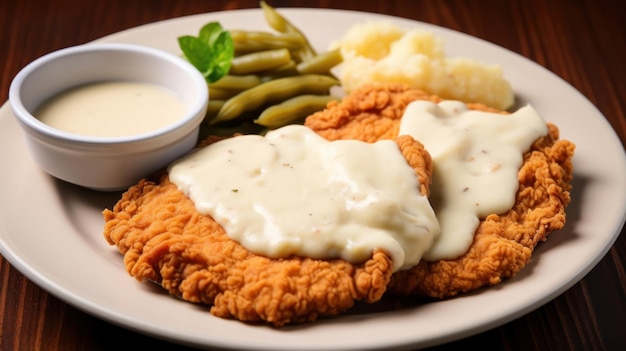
[305,83,501,143]
[103,133,433,326]
[305,83,575,298]
[390,125,574,297]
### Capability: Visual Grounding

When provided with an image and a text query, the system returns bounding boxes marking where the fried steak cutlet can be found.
[103,133,434,327]
[305,83,576,299]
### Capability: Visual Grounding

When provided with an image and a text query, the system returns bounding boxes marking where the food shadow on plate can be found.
[137,274,439,329]
[52,177,126,252]
[53,177,126,210]
[137,277,426,322]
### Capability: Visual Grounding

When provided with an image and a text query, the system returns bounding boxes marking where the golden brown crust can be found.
[305,83,575,299]
[389,126,574,298]
[103,133,433,326]
[305,83,501,143]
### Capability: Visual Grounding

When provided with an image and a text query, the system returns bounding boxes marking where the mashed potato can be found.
[332,21,515,110]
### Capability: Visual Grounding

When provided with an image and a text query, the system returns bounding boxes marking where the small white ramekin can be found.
[9,43,208,191]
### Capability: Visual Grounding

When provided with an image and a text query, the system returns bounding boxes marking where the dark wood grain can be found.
[1,1,624,350]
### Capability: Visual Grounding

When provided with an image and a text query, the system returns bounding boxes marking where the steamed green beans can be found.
[230,30,306,54]
[210,74,339,125]
[229,48,292,75]
[296,48,342,75]
[201,1,343,132]
[206,99,226,117]
[260,0,316,62]
[209,75,263,100]
[254,94,339,128]
[211,74,263,90]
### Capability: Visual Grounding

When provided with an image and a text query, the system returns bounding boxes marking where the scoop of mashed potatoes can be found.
[332,21,514,110]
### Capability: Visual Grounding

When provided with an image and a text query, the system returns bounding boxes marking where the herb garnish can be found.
[177,22,234,83]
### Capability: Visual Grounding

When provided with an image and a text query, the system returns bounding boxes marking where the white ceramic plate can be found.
[1,8,625,351]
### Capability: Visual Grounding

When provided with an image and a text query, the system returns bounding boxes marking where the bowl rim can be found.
[8,42,208,146]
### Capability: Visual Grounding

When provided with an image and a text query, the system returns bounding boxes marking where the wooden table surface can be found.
[1,0,624,350]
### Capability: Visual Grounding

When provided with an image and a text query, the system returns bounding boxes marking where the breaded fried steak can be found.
[103,130,436,326]
[305,83,575,298]
[104,82,574,326]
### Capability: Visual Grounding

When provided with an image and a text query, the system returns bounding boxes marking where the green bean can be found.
[208,87,240,100]
[229,48,292,75]
[211,74,262,90]
[209,75,263,101]
[254,94,339,129]
[230,30,306,54]
[205,99,225,118]
[260,60,298,81]
[211,74,339,125]
[296,48,342,75]
[260,1,316,62]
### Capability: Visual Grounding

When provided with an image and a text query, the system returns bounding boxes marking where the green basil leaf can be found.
[206,31,234,83]
[199,22,225,47]
[178,35,213,73]
[178,21,234,83]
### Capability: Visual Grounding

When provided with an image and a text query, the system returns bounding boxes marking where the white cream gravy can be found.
[399,100,548,260]
[35,81,186,137]
[168,125,440,272]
